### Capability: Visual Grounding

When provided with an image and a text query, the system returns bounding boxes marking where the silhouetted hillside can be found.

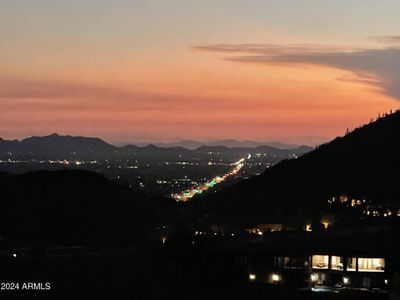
[190,110,400,218]
[0,170,182,246]
[0,133,115,160]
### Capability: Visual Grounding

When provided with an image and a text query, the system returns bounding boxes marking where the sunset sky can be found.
[1,0,400,145]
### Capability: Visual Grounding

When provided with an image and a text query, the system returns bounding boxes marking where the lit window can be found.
[358,258,385,272]
[331,256,343,270]
[312,255,329,269]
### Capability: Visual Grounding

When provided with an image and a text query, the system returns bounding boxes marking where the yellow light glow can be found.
[249,274,256,281]
[271,274,280,282]
[310,274,317,282]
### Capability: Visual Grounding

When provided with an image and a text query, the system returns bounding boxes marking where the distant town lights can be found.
[172,155,249,201]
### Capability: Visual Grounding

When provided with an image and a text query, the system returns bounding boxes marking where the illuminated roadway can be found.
[172,154,251,202]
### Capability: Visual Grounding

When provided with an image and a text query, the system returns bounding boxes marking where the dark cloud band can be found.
[194,39,400,100]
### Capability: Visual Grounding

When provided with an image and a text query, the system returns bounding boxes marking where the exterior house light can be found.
[310,274,317,282]
[271,274,281,282]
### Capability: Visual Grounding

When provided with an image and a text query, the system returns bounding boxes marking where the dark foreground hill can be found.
[0,170,182,246]
[189,110,400,218]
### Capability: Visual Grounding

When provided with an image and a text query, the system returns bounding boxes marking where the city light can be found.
[172,155,250,201]
[249,273,256,281]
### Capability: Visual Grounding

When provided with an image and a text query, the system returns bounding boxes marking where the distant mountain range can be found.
[189,110,400,218]
[0,133,313,161]
[130,139,303,150]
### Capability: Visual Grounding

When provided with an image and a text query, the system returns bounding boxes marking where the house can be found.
[211,230,393,291]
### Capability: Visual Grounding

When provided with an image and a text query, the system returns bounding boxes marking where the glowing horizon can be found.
[1,1,400,145]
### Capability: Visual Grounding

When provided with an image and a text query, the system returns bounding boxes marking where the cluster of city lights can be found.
[0,159,98,165]
[172,154,251,201]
